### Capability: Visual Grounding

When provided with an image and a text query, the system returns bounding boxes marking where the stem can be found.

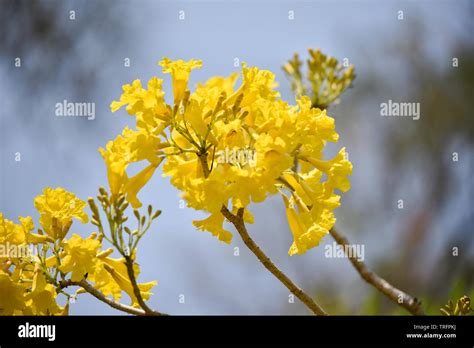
[329,227,424,315]
[279,172,424,315]
[221,205,328,316]
[197,153,327,315]
[198,153,211,176]
[124,255,162,316]
[58,279,167,316]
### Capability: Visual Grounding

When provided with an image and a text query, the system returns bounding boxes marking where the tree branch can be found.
[197,152,327,315]
[58,279,167,316]
[329,227,424,315]
[278,172,423,315]
[221,205,328,316]
[124,255,162,316]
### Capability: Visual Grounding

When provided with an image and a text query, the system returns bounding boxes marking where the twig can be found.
[197,153,327,315]
[329,227,424,315]
[279,171,423,315]
[124,255,162,316]
[58,279,166,316]
[221,205,328,316]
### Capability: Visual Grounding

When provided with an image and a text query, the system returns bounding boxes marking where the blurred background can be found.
[0,0,472,315]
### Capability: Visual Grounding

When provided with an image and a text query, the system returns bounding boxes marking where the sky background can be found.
[0,0,472,315]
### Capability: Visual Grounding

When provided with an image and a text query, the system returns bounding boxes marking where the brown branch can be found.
[278,173,423,315]
[310,95,423,314]
[58,279,166,316]
[199,153,211,177]
[221,205,328,316]
[123,255,163,316]
[329,227,424,315]
[198,152,326,315]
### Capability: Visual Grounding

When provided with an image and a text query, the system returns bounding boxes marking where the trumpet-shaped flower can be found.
[159,58,202,103]
[59,234,101,281]
[0,271,27,315]
[101,256,157,308]
[25,269,63,315]
[34,188,88,240]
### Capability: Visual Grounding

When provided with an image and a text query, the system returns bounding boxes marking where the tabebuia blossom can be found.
[0,187,157,315]
[106,58,352,255]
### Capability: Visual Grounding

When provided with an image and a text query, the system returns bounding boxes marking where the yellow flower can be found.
[99,128,135,197]
[123,162,161,208]
[99,127,164,208]
[302,147,352,192]
[100,257,157,308]
[19,216,53,244]
[0,214,51,264]
[34,188,88,240]
[25,268,62,315]
[196,72,239,98]
[109,58,352,253]
[294,96,339,144]
[282,193,329,256]
[159,58,202,103]
[0,213,26,245]
[0,271,25,315]
[89,260,123,301]
[232,63,279,107]
[110,79,145,115]
[193,212,233,243]
[110,77,170,128]
[59,234,101,281]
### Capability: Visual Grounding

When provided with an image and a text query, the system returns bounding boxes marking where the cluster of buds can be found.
[89,187,161,258]
[283,48,355,109]
[440,295,472,316]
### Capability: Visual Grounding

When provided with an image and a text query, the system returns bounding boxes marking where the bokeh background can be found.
[0,0,472,315]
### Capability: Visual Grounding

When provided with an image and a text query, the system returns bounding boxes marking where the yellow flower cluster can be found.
[0,187,156,315]
[34,187,89,239]
[0,211,62,315]
[108,58,352,255]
